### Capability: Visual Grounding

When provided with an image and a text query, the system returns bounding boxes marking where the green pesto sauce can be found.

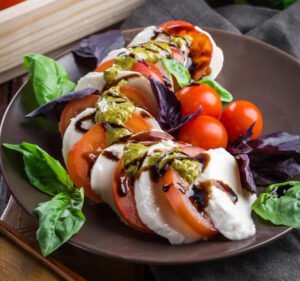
[171,159,200,184]
[95,82,135,125]
[107,127,132,146]
[148,149,200,184]
[104,56,136,83]
[169,35,192,51]
[123,143,149,177]
[104,41,171,83]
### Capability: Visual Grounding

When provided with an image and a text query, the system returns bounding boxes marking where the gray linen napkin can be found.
[122,1,300,280]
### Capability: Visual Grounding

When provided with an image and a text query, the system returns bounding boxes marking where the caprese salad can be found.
[4,21,300,256]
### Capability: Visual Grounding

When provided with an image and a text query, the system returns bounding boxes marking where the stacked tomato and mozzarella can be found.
[60,21,261,243]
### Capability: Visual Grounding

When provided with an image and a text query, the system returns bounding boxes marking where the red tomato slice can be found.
[160,20,213,80]
[160,21,195,33]
[59,95,99,136]
[67,123,106,203]
[162,168,217,238]
[170,46,185,64]
[67,113,154,203]
[119,85,154,113]
[112,160,152,233]
[131,61,164,84]
[95,58,115,72]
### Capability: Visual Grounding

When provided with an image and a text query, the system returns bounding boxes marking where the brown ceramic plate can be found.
[1,28,299,265]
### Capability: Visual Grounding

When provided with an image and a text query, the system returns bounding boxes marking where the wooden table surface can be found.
[0,75,152,281]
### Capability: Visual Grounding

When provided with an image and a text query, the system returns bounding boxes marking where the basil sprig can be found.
[252,181,300,231]
[24,53,76,105]
[197,77,233,102]
[162,58,191,88]
[3,142,85,256]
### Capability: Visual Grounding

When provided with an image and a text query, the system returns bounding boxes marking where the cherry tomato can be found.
[162,168,217,238]
[112,160,152,233]
[160,20,213,80]
[59,95,99,136]
[176,84,222,118]
[178,115,228,149]
[221,100,263,141]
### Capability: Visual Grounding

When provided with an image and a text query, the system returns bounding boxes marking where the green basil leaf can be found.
[34,188,85,256]
[3,143,73,196]
[198,77,233,102]
[24,53,76,105]
[162,58,191,88]
[252,181,300,230]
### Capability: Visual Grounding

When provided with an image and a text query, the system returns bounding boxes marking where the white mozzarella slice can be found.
[128,26,157,47]
[134,141,202,244]
[195,26,224,80]
[91,143,124,213]
[199,148,256,240]
[76,71,158,117]
[101,48,128,63]
[62,107,96,163]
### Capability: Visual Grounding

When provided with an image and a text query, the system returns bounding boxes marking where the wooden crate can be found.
[0,0,144,84]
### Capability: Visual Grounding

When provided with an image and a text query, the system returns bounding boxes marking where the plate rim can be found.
[0,27,297,265]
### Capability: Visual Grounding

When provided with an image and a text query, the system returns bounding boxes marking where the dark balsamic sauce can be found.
[194,153,210,172]
[74,113,96,133]
[117,169,134,197]
[162,184,171,192]
[102,150,119,162]
[127,130,173,143]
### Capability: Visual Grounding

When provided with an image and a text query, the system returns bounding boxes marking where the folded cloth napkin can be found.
[122,0,300,59]
[122,1,300,280]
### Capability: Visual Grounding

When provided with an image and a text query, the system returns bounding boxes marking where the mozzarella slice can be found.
[62,107,96,162]
[134,141,202,244]
[199,148,256,240]
[76,71,158,117]
[91,143,124,213]
[128,26,157,47]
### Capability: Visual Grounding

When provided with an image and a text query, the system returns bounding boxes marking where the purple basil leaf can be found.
[26,88,100,121]
[149,77,202,132]
[249,131,300,157]
[235,154,256,193]
[72,30,125,68]
[251,157,300,183]
[227,123,254,155]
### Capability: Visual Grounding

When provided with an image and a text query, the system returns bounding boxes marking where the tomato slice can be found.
[160,20,213,80]
[162,168,217,238]
[112,160,152,233]
[160,21,195,33]
[67,112,154,203]
[119,85,152,112]
[95,58,115,72]
[131,61,164,84]
[60,95,99,136]
[67,123,106,203]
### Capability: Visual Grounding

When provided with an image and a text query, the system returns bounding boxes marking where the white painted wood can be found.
[0,0,144,82]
